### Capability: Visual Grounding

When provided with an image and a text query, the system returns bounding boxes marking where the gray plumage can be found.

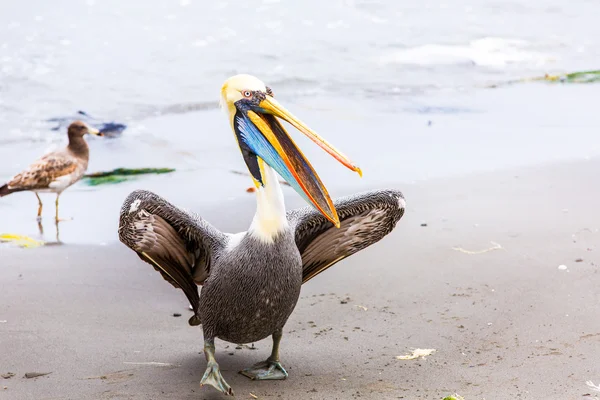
[119,189,404,343]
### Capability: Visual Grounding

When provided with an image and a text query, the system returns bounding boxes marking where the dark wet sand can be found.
[1,158,600,400]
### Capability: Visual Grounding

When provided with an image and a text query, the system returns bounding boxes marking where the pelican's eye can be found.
[242,90,252,99]
[266,86,273,97]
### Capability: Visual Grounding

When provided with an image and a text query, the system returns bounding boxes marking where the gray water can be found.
[1,0,599,243]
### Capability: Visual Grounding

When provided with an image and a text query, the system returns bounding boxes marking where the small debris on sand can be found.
[443,395,465,400]
[355,305,368,311]
[24,372,51,379]
[246,187,256,193]
[340,297,350,304]
[1,373,14,379]
[420,223,428,227]
[586,381,600,393]
[0,234,44,248]
[452,242,502,255]
[396,348,436,360]
[250,393,258,399]
[172,313,182,317]
[558,265,568,271]
[84,370,135,381]
[122,362,178,367]
[575,258,584,262]
[235,344,257,350]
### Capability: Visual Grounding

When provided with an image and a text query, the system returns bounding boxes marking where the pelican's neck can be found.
[249,162,288,242]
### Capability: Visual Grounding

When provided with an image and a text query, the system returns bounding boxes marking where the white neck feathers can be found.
[249,163,288,242]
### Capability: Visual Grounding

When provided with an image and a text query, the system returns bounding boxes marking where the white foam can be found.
[377,37,555,68]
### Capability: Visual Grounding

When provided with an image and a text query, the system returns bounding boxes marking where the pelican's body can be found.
[118,75,405,396]
[202,228,301,344]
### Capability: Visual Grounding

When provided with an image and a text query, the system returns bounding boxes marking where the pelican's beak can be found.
[86,125,103,136]
[233,94,361,228]
[258,96,362,176]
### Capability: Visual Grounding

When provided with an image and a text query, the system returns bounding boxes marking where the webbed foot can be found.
[240,359,288,380]
[200,361,234,396]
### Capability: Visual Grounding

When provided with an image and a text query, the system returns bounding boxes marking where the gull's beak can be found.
[86,125,102,136]
[233,95,361,228]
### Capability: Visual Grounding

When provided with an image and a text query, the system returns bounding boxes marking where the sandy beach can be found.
[2,1,600,398]
[2,157,599,400]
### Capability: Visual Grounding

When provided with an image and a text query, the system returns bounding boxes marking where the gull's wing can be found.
[118,190,226,325]
[288,189,405,283]
[3,151,79,192]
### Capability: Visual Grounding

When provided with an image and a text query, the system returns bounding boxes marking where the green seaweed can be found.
[531,70,600,84]
[82,168,175,186]
[83,175,130,186]
[561,70,600,83]
[486,69,600,88]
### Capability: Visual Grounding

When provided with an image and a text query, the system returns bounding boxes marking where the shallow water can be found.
[1,0,600,243]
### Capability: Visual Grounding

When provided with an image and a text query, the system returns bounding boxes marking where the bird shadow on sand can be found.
[133,349,293,399]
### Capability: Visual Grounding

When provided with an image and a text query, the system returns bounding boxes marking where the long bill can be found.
[257,96,362,177]
[234,96,362,228]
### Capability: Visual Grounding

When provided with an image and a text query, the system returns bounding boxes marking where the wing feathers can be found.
[290,189,405,283]
[7,152,80,191]
[119,190,224,326]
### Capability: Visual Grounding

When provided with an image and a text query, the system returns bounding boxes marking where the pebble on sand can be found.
[558,264,568,270]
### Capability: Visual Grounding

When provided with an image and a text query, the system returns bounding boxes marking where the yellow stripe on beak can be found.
[258,96,362,177]
[247,110,341,228]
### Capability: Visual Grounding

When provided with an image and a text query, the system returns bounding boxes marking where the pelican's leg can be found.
[35,193,43,221]
[240,329,288,380]
[200,338,234,396]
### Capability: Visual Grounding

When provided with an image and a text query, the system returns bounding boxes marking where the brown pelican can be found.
[118,74,405,395]
[0,121,102,222]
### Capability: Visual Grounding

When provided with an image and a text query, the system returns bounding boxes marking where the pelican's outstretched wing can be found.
[118,190,226,325]
[288,189,405,283]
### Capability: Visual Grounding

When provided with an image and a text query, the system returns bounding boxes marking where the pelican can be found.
[118,74,405,395]
[0,121,102,222]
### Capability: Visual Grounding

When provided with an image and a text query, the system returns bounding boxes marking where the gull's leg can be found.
[35,193,43,221]
[55,194,60,222]
[240,328,288,380]
[55,193,72,222]
[199,338,234,396]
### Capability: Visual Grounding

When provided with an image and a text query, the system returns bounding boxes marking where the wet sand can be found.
[1,157,599,399]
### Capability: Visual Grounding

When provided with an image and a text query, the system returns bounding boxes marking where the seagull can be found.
[0,121,102,222]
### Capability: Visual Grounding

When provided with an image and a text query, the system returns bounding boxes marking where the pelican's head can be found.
[220,74,361,227]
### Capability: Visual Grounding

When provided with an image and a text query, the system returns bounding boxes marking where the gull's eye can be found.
[242,90,252,98]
